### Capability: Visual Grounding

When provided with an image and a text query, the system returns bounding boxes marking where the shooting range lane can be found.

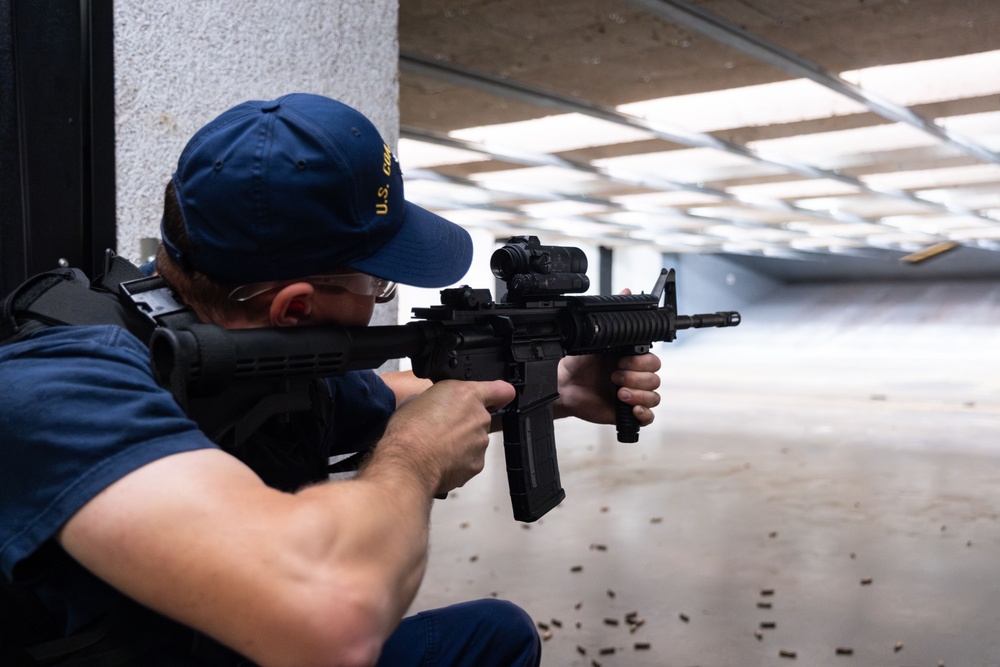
[409,279,1000,666]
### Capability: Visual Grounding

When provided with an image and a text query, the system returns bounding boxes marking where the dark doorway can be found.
[0,0,116,295]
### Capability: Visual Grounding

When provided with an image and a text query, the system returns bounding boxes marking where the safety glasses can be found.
[228,272,397,303]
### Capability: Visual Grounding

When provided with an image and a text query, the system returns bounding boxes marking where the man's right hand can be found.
[374,379,516,495]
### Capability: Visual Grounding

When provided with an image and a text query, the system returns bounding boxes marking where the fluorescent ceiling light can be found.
[719,242,802,258]
[948,227,1000,241]
[451,112,650,153]
[618,50,1000,136]
[601,210,710,231]
[597,147,751,170]
[397,138,488,168]
[879,214,995,233]
[789,237,867,251]
[403,179,497,205]
[937,110,1000,147]
[609,191,723,208]
[469,166,601,190]
[595,148,785,183]
[645,232,721,248]
[620,79,867,132]
[421,208,520,227]
[727,179,860,200]
[785,221,890,237]
[792,194,930,217]
[530,218,628,236]
[915,188,1000,213]
[519,200,613,218]
[686,205,802,225]
[841,50,1000,106]
[705,225,800,242]
[861,164,1000,190]
[746,123,937,162]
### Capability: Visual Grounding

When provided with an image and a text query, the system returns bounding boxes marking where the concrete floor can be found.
[409,279,1000,666]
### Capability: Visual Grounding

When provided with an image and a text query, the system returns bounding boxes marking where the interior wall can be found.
[663,252,780,321]
[725,246,1000,284]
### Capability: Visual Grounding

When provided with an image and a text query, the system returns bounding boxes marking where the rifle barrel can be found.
[676,311,741,330]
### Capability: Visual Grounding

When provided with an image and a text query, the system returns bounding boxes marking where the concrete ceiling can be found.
[398,0,1000,280]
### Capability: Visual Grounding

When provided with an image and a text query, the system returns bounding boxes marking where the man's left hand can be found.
[553,347,662,426]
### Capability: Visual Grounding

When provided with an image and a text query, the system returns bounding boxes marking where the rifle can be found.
[142,236,741,521]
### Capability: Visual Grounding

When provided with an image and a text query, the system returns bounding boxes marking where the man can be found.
[0,93,661,666]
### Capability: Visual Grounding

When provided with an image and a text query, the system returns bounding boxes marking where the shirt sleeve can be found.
[0,325,218,578]
[324,369,397,457]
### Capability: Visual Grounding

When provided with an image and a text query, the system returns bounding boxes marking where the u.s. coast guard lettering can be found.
[376,143,392,215]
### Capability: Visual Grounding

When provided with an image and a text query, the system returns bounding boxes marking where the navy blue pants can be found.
[376,599,540,667]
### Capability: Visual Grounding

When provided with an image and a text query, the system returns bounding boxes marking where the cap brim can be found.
[347,202,474,288]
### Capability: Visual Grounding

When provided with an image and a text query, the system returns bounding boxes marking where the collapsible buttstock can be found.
[501,401,565,522]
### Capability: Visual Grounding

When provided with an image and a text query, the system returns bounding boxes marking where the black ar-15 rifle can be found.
[144,236,740,521]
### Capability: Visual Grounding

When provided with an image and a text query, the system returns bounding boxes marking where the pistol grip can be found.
[501,401,565,522]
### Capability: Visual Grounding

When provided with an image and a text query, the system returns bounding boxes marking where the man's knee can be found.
[479,598,535,633]
[380,598,541,667]
[461,598,540,666]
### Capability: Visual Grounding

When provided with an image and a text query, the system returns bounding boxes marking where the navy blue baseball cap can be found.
[163,93,473,287]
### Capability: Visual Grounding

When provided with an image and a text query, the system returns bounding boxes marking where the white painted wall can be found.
[612,243,666,296]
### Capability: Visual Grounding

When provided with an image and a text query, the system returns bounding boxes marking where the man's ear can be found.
[269,282,315,326]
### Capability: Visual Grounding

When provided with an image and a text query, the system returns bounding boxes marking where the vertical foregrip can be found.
[616,394,640,443]
[501,401,566,522]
